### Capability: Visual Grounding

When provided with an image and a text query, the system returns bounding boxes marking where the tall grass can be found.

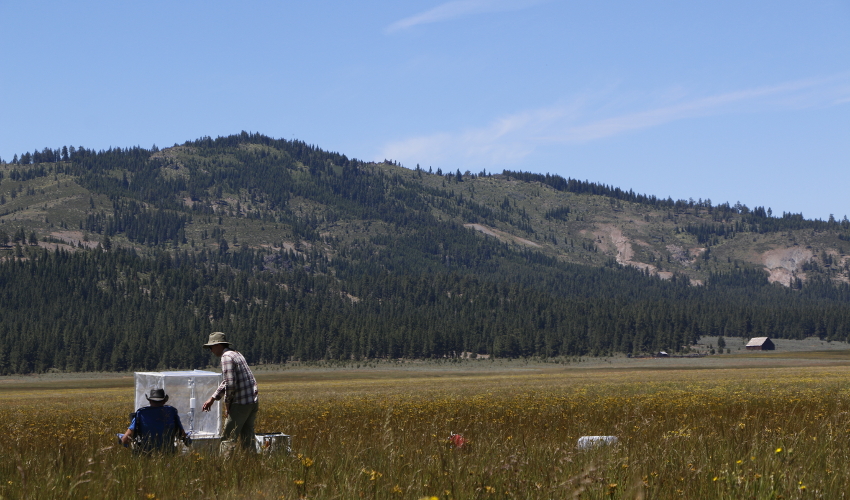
[1,366,849,499]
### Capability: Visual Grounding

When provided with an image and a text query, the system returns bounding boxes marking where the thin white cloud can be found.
[379,74,850,168]
[386,0,544,33]
[380,99,585,166]
[552,78,824,143]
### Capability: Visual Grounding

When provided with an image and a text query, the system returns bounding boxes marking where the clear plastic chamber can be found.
[134,370,222,438]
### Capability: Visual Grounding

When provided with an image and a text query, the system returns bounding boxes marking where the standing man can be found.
[201,331,259,456]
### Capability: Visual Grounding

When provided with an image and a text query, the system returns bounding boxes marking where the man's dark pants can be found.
[220,402,258,457]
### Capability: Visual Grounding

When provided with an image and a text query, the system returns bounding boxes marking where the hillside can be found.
[1,132,849,373]
[5,134,849,286]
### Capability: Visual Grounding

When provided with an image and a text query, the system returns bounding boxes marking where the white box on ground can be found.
[576,436,618,449]
[255,433,291,454]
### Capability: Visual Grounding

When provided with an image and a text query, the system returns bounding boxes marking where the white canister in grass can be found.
[576,436,618,449]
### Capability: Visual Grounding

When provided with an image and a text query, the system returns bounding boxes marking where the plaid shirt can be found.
[212,349,258,405]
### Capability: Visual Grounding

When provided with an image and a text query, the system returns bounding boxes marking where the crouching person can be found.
[120,389,187,454]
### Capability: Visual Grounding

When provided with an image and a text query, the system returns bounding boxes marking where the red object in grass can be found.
[449,433,466,448]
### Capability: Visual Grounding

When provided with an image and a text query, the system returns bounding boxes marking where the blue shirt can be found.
[129,405,185,452]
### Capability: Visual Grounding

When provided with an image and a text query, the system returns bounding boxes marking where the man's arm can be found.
[120,416,137,446]
[202,384,223,412]
[173,408,188,441]
[203,353,233,412]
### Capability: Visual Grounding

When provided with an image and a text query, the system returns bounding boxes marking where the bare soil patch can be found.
[761,247,812,285]
[49,230,99,248]
[464,223,541,247]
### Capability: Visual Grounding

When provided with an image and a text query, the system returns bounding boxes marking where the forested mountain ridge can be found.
[1,132,849,374]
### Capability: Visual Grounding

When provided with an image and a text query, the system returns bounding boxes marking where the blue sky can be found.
[2,1,848,219]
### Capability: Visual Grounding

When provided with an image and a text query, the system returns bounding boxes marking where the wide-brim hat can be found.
[146,388,169,403]
[203,331,232,348]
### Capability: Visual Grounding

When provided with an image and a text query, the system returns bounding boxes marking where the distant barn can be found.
[746,337,775,351]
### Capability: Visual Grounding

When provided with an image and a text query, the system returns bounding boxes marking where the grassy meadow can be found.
[3,354,850,499]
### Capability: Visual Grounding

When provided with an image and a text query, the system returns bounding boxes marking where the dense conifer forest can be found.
[1,132,849,374]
